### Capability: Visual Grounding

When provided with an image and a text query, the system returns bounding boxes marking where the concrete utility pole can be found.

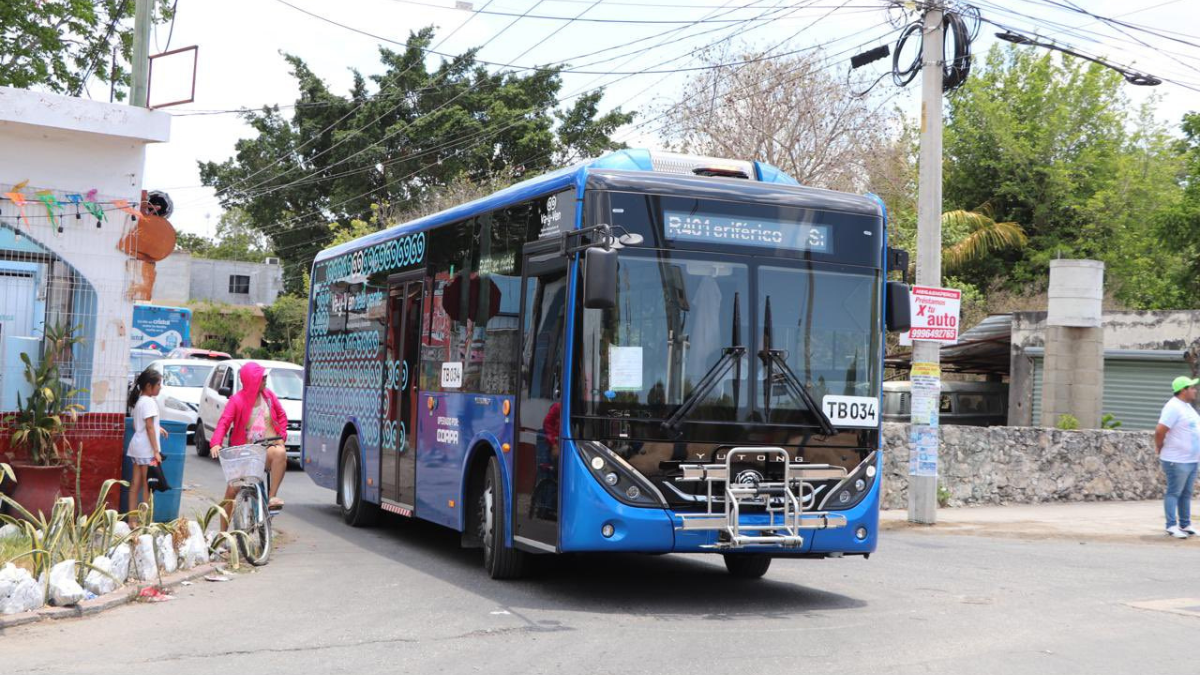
[908,5,943,524]
[130,0,153,107]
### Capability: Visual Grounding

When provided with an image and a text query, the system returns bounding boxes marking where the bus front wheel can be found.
[478,456,526,580]
[723,554,772,579]
[340,435,379,527]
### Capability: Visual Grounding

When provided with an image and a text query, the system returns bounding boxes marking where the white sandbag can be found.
[0,563,24,600]
[112,520,131,539]
[108,543,132,583]
[47,560,85,607]
[179,527,209,570]
[156,533,178,574]
[0,565,43,615]
[0,523,20,539]
[83,556,119,596]
[183,521,208,568]
[133,534,157,582]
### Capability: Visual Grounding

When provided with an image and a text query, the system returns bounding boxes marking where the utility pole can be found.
[130,0,153,107]
[908,5,943,524]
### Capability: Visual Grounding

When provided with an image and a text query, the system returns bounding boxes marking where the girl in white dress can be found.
[127,369,168,522]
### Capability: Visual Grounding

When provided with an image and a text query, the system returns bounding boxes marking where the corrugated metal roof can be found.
[888,313,1013,375]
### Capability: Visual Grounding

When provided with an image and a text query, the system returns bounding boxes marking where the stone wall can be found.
[880,422,1159,510]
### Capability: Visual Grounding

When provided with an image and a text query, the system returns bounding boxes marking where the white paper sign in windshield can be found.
[664,211,831,253]
[608,346,644,391]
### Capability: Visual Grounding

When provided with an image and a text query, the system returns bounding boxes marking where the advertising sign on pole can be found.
[899,285,961,346]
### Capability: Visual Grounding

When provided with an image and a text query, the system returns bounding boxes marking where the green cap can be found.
[1173,376,1200,393]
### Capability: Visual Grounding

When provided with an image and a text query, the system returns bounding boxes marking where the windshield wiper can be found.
[759,296,837,436]
[662,293,745,434]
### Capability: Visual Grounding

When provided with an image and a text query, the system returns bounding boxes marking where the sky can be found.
[136,0,1200,240]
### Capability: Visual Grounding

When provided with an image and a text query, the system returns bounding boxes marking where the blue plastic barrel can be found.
[121,418,188,522]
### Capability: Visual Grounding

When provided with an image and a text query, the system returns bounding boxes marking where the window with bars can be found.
[228,275,250,294]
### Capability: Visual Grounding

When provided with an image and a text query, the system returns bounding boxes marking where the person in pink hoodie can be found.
[210,362,290,510]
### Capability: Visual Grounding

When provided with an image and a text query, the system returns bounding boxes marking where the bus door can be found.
[380,271,425,510]
[513,244,569,552]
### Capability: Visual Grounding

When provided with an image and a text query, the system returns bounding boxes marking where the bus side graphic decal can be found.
[306,232,427,494]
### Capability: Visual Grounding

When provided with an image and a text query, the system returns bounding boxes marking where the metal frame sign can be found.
[900,285,961,345]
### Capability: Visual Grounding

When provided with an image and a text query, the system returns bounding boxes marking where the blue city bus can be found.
[303,149,911,579]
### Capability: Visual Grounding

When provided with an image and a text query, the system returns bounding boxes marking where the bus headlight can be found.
[575,440,667,508]
[819,451,879,511]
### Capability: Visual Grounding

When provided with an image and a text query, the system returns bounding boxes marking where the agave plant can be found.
[9,323,87,466]
[0,482,129,589]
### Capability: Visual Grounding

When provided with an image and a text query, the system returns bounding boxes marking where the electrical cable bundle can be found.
[891,6,975,91]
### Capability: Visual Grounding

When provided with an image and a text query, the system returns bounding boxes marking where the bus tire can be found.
[340,435,379,527]
[723,554,772,579]
[479,455,526,580]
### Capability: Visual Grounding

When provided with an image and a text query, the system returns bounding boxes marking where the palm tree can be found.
[940,204,1027,274]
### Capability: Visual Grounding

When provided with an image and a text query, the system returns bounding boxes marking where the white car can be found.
[195,359,304,463]
[145,359,218,443]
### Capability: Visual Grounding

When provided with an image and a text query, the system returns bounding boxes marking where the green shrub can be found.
[1056,414,1080,430]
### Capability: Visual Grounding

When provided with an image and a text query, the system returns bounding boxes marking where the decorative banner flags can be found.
[66,193,84,220]
[36,191,64,232]
[112,198,139,222]
[84,189,106,227]
[3,190,29,227]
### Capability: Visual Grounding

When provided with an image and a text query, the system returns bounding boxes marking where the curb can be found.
[0,563,220,630]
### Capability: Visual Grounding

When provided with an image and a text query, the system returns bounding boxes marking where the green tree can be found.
[943,45,1186,308]
[257,295,307,364]
[0,0,172,99]
[941,206,1028,274]
[191,302,253,357]
[1156,111,1200,301]
[199,28,633,290]
[175,208,273,262]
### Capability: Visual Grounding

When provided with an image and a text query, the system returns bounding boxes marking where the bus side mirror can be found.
[583,246,618,310]
[886,281,911,332]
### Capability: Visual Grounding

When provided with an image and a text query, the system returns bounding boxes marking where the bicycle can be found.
[218,437,283,566]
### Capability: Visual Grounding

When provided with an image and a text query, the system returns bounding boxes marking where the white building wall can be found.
[0,87,170,414]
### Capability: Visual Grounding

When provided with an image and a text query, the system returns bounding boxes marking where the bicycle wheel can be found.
[231,485,272,566]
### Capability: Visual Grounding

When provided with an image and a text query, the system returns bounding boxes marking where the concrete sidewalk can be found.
[881,499,1200,545]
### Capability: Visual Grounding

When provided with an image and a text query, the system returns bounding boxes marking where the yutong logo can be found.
[734,469,764,487]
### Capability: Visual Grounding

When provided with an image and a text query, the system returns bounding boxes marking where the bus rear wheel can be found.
[478,456,526,580]
[340,435,379,527]
[723,554,772,579]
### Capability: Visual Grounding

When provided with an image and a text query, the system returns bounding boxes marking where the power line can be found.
[261,18,897,260]
[189,0,513,211]
[219,0,810,207]
[378,0,882,22]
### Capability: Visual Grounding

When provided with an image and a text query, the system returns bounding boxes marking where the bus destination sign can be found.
[664,210,831,252]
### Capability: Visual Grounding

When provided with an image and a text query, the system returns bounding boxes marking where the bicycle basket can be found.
[219,444,267,483]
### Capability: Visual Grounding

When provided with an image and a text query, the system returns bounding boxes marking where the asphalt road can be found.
[4,447,1200,675]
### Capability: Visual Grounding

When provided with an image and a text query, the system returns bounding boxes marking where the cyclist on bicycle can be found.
[210,362,289,512]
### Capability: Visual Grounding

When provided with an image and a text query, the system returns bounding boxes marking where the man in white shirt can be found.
[1155,376,1200,538]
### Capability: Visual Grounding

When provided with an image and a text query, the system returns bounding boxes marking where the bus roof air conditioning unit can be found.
[648,151,756,180]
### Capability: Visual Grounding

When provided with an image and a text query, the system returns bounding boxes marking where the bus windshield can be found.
[575,250,879,427]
